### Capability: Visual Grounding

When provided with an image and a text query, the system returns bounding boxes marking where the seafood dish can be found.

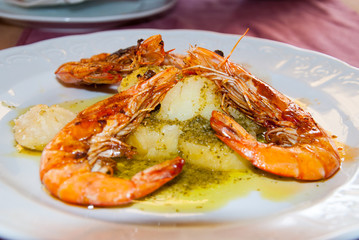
[13,33,342,208]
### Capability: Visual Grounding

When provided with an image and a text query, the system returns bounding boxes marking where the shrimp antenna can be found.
[220,28,249,67]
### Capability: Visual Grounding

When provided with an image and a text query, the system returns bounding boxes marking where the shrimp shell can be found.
[55,35,167,85]
[40,67,185,206]
[184,46,341,180]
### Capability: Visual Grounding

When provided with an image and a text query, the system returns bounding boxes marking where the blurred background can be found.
[1,0,358,67]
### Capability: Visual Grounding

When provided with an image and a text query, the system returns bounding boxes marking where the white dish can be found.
[0,0,176,26]
[5,0,86,8]
[1,29,359,240]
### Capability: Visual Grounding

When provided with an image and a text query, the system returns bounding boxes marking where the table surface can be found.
[1,0,359,51]
[0,1,359,239]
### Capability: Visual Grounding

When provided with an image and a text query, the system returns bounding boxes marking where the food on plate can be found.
[40,67,184,206]
[55,34,182,85]
[13,104,75,151]
[118,65,165,91]
[156,75,221,121]
[179,132,250,171]
[183,46,341,180]
[124,70,261,171]
[13,32,341,207]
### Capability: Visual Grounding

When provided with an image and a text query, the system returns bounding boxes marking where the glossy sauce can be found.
[117,158,304,213]
[337,141,359,163]
[12,96,357,213]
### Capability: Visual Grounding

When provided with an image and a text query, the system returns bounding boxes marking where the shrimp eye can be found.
[98,120,107,126]
[74,151,87,159]
[144,70,156,79]
[214,50,224,57]
[137,38,144,46]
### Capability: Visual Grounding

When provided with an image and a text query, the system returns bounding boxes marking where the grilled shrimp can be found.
[55,35,168,85]
[40,67,185,206]
[183,46,341,180]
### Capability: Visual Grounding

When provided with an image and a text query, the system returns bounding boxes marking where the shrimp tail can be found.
[50,157,185,207]
[132,156,185,199]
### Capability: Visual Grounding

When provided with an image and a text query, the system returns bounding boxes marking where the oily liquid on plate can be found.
[116,158,303,213]
[11,96,336,213]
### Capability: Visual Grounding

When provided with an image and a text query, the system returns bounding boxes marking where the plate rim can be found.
[0,0,177,24]
[6,28,358,70]
[1,28,359,240]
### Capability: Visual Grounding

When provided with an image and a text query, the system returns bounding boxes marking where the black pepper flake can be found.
[74,151,87,159]
[144,70,156,80]
[98,119,107,126]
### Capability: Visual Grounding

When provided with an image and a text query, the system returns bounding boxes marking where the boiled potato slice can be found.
[118,66,164,92]
[157,75,221,121]
[126,124,181,160]
[179,140,250,171]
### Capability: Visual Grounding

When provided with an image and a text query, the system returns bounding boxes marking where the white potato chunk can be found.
[157,75,221,121]
[119,71,254,172]
[179,140,250,171]
[13,104,75,151]
[118,66,163,92]
[126,124,182,160]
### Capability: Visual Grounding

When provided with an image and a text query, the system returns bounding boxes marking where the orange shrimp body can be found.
[40,67,185,206]
[184,46,341,180]
[55,34,167,85]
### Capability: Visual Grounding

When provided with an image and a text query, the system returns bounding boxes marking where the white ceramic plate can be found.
[1,29,359,240]
[0,0,176,26]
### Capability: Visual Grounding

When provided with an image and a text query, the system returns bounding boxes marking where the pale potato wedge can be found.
[179,140,250,171]
[157,75,221,121]
[126,124,182,160]
[118,66,164,92]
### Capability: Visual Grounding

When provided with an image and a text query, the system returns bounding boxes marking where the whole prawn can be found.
[184,45,341,181]
[55,35,169,85]
[40,67,185,206]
